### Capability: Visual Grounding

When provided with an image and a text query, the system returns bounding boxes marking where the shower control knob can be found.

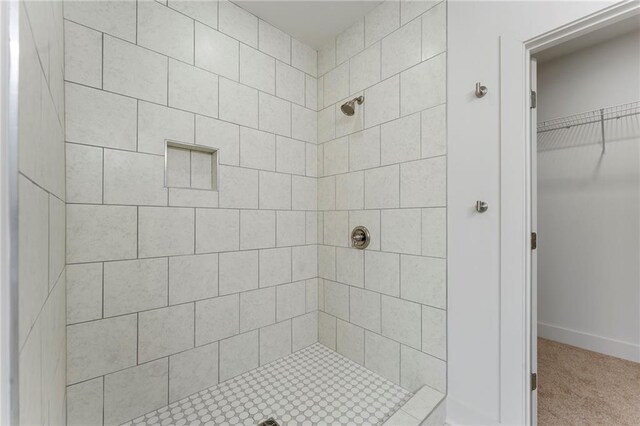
[475,201,489,213]
[351,226,370,249]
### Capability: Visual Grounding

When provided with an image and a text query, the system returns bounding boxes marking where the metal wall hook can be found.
[476,201,488,213]
[475,82,488,98]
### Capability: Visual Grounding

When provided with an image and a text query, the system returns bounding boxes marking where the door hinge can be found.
[531,232,537,250]
[531,373,537,391]
[530,91,537,109]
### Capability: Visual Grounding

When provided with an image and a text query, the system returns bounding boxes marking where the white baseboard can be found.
[538,322,640,362]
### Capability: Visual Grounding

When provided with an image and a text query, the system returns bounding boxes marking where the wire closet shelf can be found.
[536,101,640,154]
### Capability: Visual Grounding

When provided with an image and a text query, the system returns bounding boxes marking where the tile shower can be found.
[17,0,447,425]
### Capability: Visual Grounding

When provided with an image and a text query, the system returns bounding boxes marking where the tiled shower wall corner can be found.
[63,1,319,424]
[316,0,447,394]
[18,0,67,425]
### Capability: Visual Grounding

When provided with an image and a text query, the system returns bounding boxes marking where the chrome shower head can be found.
[340,96,364,116]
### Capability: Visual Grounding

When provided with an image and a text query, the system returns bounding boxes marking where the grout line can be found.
[102,375,105,424]
[135,0,138,44]
[136,312,139,365]
[101,32,104,89]
[101,262,105,319]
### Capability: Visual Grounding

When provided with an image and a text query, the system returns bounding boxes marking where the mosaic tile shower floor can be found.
[122,343,413,426]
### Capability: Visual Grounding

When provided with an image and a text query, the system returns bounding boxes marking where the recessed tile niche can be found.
[165,141,218,191]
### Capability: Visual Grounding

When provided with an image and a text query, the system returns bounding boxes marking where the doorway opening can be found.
[529,13,640,426]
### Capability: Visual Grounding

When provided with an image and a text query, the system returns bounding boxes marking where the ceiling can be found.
[234,1,384,49]
[535,14,640,63]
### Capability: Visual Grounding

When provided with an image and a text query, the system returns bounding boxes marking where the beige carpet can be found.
[538,338,640,426]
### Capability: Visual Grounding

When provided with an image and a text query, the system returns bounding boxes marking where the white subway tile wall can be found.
[64,1,319,424]
[317,0,447,396]
[18,2,66,424]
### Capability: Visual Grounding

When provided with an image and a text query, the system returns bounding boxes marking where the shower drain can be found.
[257,418,280,426]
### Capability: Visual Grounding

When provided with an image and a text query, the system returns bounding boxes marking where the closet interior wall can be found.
[536,30,640,362]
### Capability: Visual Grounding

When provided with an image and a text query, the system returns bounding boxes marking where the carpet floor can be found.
[538,338,640,426]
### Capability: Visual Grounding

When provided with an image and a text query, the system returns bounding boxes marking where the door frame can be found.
[499,1,640,424]
[0,0,20,424]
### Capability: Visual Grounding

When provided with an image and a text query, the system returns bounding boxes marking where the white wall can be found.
[447,1,616,424]
[536,31,640,362]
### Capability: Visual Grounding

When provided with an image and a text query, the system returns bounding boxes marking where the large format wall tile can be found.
[365,331,400,384]
[422,2,446,61]
[218,1,258,48]
[195,294,239,345]
[240,44,275,94]
[103,36,168,104]
[168,59,219,117]
[195,23,239,81]
[138,207,195,257]
[292,39,317,77]
[219,331,259,381]
[169,254,219,304]
[259,20,290,64]
[259,248,292,288]
[293,312,318,351]
[18,177,49,346]
[381,295,422,349]
[365,0,399,47]
[138,102,194,155]
[65,83,137,151]
[240,127,276,171]
[66,143,102,203]
[64,0,136,42]
[64,20,102,88]
[66,263,102,324]
[67,204,137,263]
[195,209,240,253]
[259,320,292,365]
[219,251,259,295]
[67,377,103,426]
[381,18,421,79]
[103,258,168,317]
[400,345,446,393]
[219,78,259,128]
[103,150,167,206]
[169,0,217,29]
[138,304,195,362]
[169,343,219,403]
[276,281,306,321]
[277,62,305,105]
[400,53,446,116]
[103,359,168,425]
[67,315,137,384]
[137,1,193,63]
[240,287,276,332]
[337,319,365,364]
